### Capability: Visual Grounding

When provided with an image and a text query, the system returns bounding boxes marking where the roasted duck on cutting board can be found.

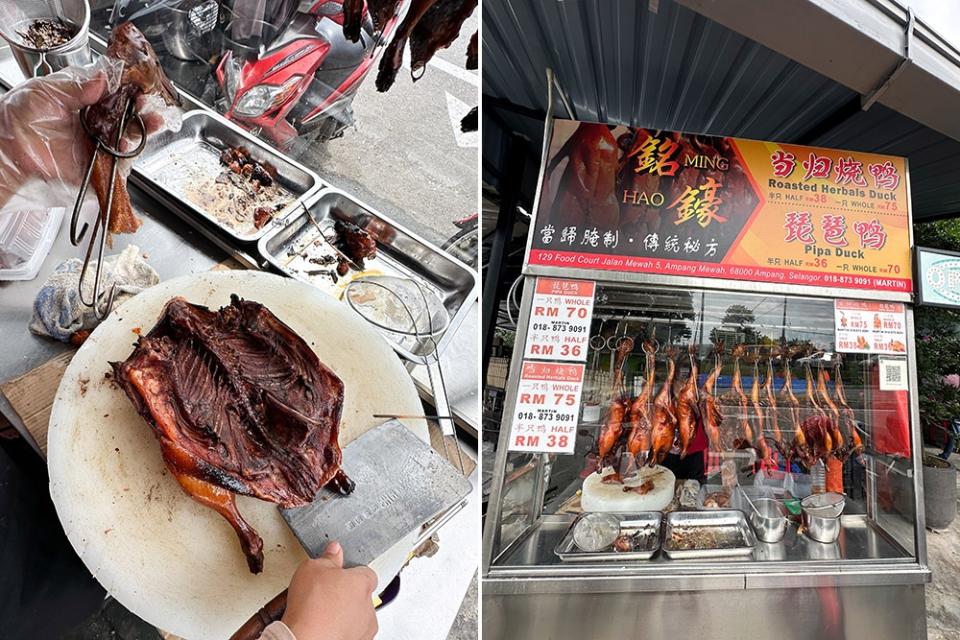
[111,296,352,573]
[85,22,180,239]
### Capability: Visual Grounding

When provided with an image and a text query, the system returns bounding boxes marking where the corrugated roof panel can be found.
[482,0,858,136]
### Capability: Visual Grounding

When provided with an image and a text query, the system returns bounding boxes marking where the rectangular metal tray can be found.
[662,510,757,559]
[554,512,662,562]
[257,188,478,360]
[133,110,322,243]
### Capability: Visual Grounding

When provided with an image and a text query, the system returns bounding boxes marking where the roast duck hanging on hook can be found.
[79,22,181,241]
[591,337,865,481]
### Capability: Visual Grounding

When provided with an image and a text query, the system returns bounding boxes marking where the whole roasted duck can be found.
[84,22,180,238]
[764,347,782,445]
[833,357,864,459]
[111,296,352,573]
[649,346,678,466]
[546,123,621,229]
[676,344,700,458]
[626,339,657,466]
[373,0,478,92]
[802,359,832,454]
[700,342,724,452]
[750,350,774,469]
[595,337,634,473]
[777,348,804,461]
[817,365,845,458]
[728,344,754,449]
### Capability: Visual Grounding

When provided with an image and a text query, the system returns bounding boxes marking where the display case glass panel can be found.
[490,282,919,568]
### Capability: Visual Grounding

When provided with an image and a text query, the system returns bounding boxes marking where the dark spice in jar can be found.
[18,18,76,49]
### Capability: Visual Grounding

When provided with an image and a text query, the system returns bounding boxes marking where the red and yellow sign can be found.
[528,120,912,293]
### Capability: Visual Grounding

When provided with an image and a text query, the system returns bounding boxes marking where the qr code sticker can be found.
[880,359,908,391]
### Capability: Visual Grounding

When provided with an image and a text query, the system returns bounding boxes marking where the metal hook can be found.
[72,98,144,321]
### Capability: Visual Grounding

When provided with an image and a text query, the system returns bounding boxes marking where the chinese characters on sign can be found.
[529,121,911,294]
[834,299,907,355]
[523,278,595,362]
[508,362,585,454]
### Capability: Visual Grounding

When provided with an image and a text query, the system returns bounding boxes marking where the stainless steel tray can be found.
[662,510,757,559]
[554,512,662,562]
[133,110,322,243]
[258,188,478,360]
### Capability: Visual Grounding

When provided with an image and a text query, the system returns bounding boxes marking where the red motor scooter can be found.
[215,0,407,148]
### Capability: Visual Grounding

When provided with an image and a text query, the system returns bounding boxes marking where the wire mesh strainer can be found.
[0,0,92,76]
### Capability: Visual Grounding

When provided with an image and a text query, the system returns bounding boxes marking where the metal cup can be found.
[0,0,92,78]
[802,508,841,543]
[749,498,788,543]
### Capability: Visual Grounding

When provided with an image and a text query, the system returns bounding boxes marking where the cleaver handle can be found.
[229,589,288,640]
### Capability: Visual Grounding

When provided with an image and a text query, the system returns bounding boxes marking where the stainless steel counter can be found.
[499,514,908,568]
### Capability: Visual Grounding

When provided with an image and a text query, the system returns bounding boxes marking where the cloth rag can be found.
[30,245,159,342]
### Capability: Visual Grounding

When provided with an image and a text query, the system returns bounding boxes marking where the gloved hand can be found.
[0,59,170,208]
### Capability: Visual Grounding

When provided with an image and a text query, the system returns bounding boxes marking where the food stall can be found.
[482,119,930,639]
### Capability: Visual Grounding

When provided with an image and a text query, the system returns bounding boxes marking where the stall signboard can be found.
[507,362,584,454]
[528,120,912,294]
[834,299,907,354]
[916,246,960,308]
[523,278,595,362]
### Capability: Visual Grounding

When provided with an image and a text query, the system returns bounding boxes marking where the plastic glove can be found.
[0,58,171,208]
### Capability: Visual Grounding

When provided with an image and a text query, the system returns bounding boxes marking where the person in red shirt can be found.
[662,422,709,484]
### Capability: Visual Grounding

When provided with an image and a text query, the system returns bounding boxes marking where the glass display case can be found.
[482,279,929,640]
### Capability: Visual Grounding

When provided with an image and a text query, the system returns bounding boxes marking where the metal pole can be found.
[481,134,526,387]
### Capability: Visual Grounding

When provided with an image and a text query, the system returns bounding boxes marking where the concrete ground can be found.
[924,446,960,639]
[290,11,479,249]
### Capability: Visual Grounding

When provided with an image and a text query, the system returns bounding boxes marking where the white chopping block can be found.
[581,465,676,512]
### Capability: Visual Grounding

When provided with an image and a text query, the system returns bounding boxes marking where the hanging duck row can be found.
[593,340,864,478]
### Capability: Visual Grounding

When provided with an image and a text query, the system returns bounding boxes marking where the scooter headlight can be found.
[223,57,242,104]
[234,75,303,118]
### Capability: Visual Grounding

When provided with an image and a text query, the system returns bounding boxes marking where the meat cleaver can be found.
[230,420,472,640]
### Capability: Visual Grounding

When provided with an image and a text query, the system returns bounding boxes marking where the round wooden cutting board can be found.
[47,271,428,640]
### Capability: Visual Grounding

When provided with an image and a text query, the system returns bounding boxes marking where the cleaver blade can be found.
[280,420,472,567]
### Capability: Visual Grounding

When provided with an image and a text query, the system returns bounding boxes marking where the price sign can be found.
[523,278,595,362]
[834,299,907,354]
[508,362,585,454]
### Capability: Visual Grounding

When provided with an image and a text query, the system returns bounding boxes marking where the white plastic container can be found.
[753,467,813,500]
[0,207,64,281]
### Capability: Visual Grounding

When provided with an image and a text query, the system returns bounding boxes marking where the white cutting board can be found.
[581,465,676,512]
[47,271,428,640]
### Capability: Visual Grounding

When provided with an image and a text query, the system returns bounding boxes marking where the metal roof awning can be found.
[482,0,960,221]
[680,0,960,141]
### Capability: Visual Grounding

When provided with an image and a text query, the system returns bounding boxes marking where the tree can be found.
[710,303,760,346]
